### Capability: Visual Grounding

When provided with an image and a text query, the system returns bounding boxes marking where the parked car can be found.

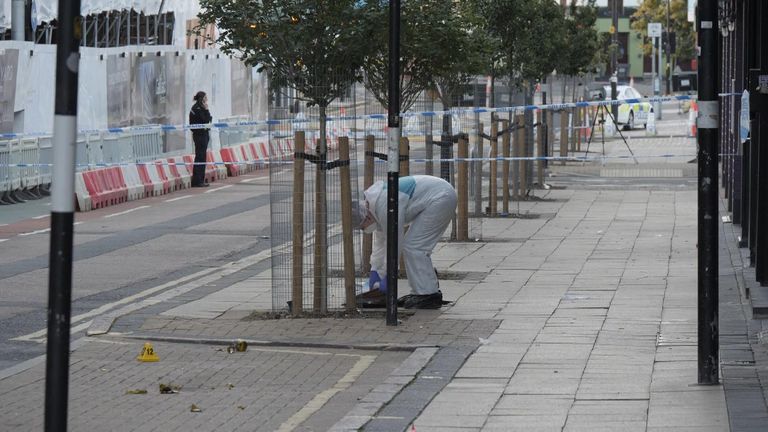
[602,85,653,130]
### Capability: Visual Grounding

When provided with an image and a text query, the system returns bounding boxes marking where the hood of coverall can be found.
[363,181,385,216]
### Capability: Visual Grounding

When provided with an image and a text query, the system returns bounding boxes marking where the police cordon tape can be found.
[0,153,706,168]
[0,95,712,140]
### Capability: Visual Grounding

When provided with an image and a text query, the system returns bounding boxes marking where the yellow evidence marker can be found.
[136,342,160,362]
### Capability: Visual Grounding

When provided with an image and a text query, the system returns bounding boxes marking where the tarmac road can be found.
[0,172,274,372]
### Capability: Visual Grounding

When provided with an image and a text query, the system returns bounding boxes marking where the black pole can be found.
[611,0,618,119]
[45,1,81,430]
[697,0,719,385]
[386,0,400,326]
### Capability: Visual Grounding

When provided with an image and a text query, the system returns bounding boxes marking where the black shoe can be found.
[192,182,210,188]
[396,294,416,307]
[403,291,443,309]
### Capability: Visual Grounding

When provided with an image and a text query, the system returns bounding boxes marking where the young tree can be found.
[463,0,506,107]
[486,0,566,89]
[559,0,601,101]
[197,0,373,312]
[430,2,488,112]
[361,0,450,112]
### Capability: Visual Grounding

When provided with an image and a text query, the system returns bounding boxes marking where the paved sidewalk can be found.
[2,180,767,431]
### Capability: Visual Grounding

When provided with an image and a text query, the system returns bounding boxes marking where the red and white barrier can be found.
[219,147,241,177]
[166,157,191,189]
[121,165,146,201]
[75,172,92,211]
[74,137,281,212]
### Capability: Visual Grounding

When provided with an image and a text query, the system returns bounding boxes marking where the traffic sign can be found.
[648,22,662,38]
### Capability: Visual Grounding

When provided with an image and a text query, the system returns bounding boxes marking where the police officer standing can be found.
[189,91,212,187]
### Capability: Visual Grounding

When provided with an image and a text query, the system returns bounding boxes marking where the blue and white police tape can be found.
[0,153,707,169]
[0,96,700,140]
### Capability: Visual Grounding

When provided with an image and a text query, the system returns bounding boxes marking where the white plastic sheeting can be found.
[1,0,202,46]
[13,43,56,134]
[3,41,267,145]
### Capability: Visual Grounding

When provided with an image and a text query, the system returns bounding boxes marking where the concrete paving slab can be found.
[481,414,568,431]
[648,390,729,429]
[505,364,583,395]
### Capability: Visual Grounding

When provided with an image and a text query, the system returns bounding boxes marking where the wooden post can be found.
[559,110,568,165]
[515,114,528,200]
[570,107,578,152]
[576,107,583,152]
[536,110,545,187]
[338,137,356,311]
[517,114,528,196]
[457,135,469,240]
[489,118,498,216]
[501,120,510,214]
[362,135,374,274]
[475,121,484,217]
[547,110,555,159]
[291,131,305,315]
[400,137,409,176]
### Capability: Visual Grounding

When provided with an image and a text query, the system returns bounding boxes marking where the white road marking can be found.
[239,176,268,183]
[0,239,8,243]
[19,228,51,236]
[13,320,93,343]
[12,246,275,345]
[74,221,83,226]
[204,185,233,193]
[32,214,49,220]
[104,205,150,219]
[164,195,193,202]
[11,267,219,343]
[277,355,376,432]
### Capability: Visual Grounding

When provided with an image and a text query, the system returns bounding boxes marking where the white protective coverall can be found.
[365,175,457,295]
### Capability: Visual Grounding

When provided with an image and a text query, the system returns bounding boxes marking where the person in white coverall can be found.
[353,175,457,309]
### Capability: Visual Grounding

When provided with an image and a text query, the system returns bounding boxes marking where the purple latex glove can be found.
[368,270,387,293]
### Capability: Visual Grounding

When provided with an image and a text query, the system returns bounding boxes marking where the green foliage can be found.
[361,0,461,111]
[197,0,373,107]
[484,0,567,83]
[631,0,696,63]
[462,0,507,80]
[428,2,489,109]
[559,0,601,76]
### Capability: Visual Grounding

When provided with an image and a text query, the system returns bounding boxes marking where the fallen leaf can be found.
[227,383,235,390]
[125,389,147,395]
[237,406,245,410]
[190,404,202,413]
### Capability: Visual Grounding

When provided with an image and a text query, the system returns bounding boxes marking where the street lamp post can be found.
[386,0,400,326]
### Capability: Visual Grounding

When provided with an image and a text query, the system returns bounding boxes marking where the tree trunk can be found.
[561,76,567,104]
[489,75,495,108]
[572,76,578,102]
